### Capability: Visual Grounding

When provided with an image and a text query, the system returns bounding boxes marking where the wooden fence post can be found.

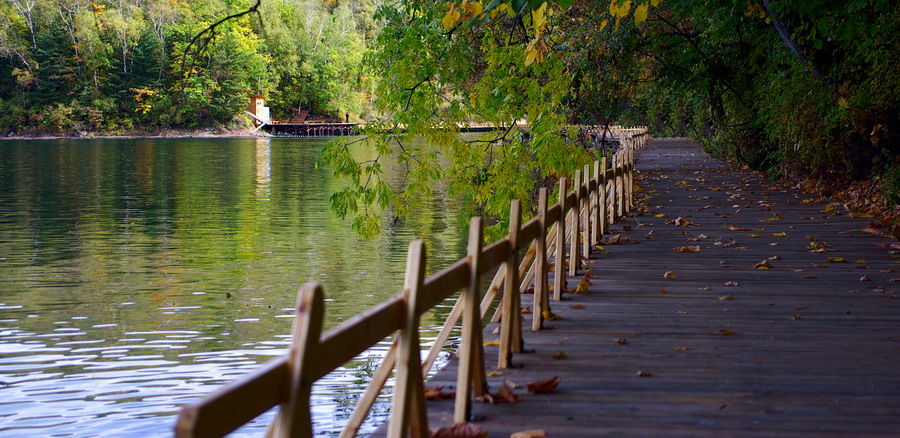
[569,170,581,277]
[617,150,625,219]
[600,158,608,236]
[554,177,567,301]
[609,154,617,224]
[533,188,548,331]
[499,200,521,368]
[388,241,428,438]
[268,283,325,438]
[592,160,601,244]
[582,164,590,259]
[455,218,487,423]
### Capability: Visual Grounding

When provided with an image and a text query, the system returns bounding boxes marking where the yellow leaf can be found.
[654,213,667,218]
[525,48,537,66]
[484,339,500,346]
[719,295,732,301]
[675,345,689,351]
[442,4,459,29]
[651,0,661,6]
[599,18,609,31]
[660,288,668,294]
[542,310,560,321]
[574,278,590,294]
[856,259,867,264]
[664,271,675,279]
[634,3,648,22]
[772,232,787,237]
[673,246,700,253]
[827,257,848,262]
[838,97,849,108]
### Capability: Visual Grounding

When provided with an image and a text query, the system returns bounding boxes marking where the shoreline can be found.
[0,127,259,141]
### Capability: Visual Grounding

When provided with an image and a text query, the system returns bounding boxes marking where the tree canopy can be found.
[318,0,899,238]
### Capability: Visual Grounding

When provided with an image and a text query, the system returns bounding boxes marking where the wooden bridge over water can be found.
[176,133,900,437]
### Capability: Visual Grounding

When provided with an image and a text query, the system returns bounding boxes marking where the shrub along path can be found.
[386,138,900,437]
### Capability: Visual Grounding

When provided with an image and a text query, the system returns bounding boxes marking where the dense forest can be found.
[0,0,377,134]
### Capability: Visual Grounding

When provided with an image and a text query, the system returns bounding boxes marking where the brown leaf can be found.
[430,422,488,438]
[664,271,675,279]
[569,304,586,309]
[425,386,456,401]
[827,257,848,262]
[860,275,871,282]
[724,223,749,231]
[601,234,622,245]
[615,338,628,345]
[550,351,567,359]
[719,328,737,336]
[801,275,817,279]
[675,217,697,227]
[510,430,548,438]
[636,370,652,377]
[673,246,701,253]
[521,306,532,314]
[753,260,774,270]
[527,376,561,394]
[497,380,519,403]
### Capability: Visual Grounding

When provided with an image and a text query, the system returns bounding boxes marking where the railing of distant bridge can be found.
[175,126,650,437]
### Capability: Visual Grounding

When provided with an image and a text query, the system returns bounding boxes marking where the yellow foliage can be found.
[634,3,648,23]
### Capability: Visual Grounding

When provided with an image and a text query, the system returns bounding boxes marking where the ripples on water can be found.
[0,137,465,436]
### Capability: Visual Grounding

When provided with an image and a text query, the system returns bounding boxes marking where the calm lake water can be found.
[0,137,466,436]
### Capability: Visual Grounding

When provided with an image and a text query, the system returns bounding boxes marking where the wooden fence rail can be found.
[175,126,649,438]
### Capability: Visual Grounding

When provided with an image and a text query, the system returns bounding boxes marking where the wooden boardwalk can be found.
[410,138,900,437]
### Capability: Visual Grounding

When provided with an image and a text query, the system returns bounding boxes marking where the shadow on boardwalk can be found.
[407,138,900,437]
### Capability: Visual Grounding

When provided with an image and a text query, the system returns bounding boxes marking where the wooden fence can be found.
[175,126,650,438]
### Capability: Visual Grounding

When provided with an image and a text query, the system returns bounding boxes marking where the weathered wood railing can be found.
[175,126,649,437]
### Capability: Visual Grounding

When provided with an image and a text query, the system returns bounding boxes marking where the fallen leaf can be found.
[675,346,689,351]
[725,281,739,286]
[430,422,488,438]
[674,246,701,253]
[527,376,560,394]
[754,260,774,270]
[760,216,784,222]
[675,217,697,227]
[827,257,848,262]
[654,213,667,218]
[724,223,749,231]
[860,275,871,282]
[510,430,548,438]
[719,328,737,336]
[424,386,456,401]
[569,304,586,309]
[601,234,622,245]
[497,381,519,403]
[623,225,633,231]
[486,371,503,377]
[615,338,628,345]
[748,234,763,238]
[772,232,787,237]
[660,288,669,294]
[636,370,652,377]
[573,278,590,294]
[718,295,733,301]
[484,339,500,346]
[550,351,567,359]
[542,310,560,321]
[521,306,532,314]
[856,259,867,264]
[801,275,817,279]
[664,271,675,279]
[698,287,712,291]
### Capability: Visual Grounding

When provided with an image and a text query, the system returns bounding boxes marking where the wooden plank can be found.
[316,298,404,380]
[388,241,428,438]
[175,357,290,438]
[419,258,469,313]
[480,239,511,272]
